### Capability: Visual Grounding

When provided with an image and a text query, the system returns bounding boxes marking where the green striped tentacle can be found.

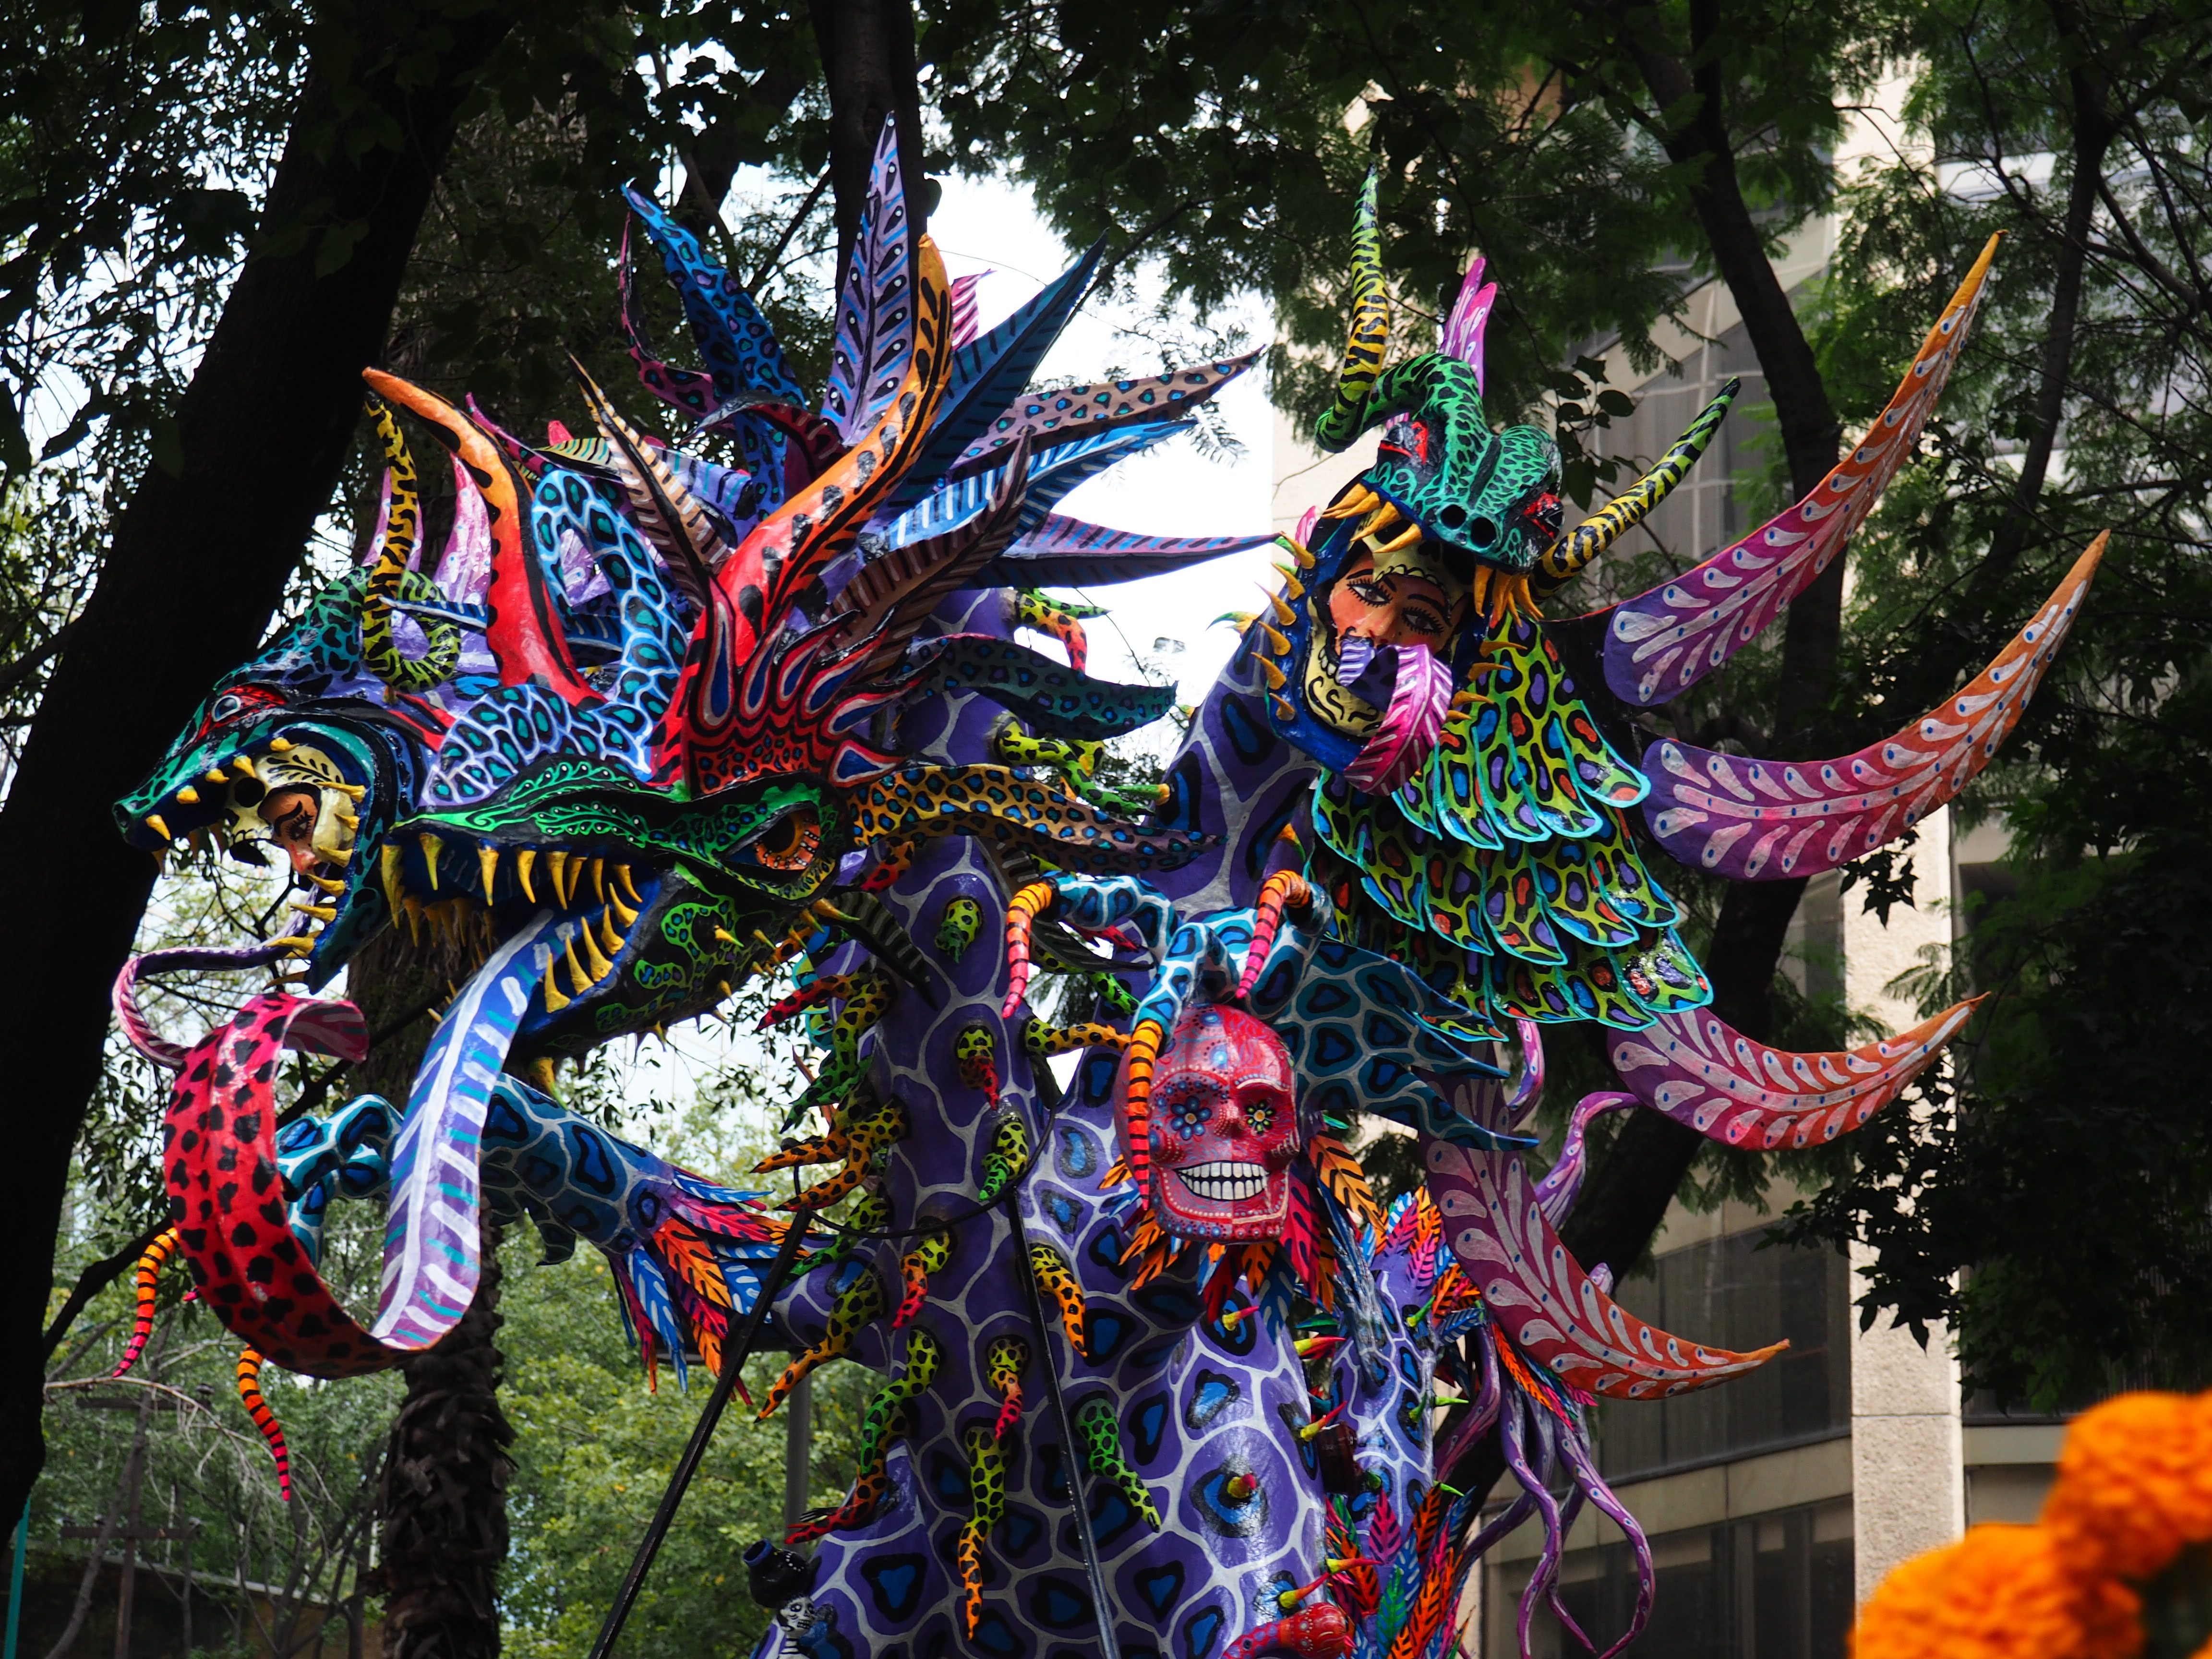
[1534,379,1740,597]
[360,396,462,692]
[1315,170,1391,452]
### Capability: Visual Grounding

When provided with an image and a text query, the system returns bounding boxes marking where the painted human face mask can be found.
[1128,1006,1302,1241]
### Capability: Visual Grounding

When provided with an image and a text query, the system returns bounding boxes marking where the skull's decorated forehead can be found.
[1153,1005,1294,1092]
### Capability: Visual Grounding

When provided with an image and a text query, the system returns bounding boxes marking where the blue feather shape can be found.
[879,422,1188,546]
[873,237,1107,518]
[625,1250,691,1387]
[822,119,915,444]
[621,187,805,408]
[973,512,1274,588]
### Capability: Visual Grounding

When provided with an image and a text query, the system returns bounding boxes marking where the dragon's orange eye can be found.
[750,810,821,871]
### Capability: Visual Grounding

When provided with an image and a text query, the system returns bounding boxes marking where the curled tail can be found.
[236,1347,292,1501]
[112,1226,181,1379]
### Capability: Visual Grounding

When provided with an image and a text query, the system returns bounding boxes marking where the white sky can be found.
[927,172,1281,709]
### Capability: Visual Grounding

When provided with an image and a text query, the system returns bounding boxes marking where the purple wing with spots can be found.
[1642,536,2103,878]
[1608,998,1981,1149]
[1602,237,1999,706]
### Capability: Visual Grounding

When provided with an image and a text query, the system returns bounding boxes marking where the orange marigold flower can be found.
[1851,1524,2140,1659]
[2044,1391,2212,1582]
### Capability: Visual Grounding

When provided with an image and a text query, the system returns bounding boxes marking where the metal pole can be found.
[586,1217,811,1659]
[4,1502,26,1659]
[782,1370,813,1538]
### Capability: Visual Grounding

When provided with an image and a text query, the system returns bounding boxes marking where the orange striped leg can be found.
[236,1347,291,1502]
[112,1226,180,1379]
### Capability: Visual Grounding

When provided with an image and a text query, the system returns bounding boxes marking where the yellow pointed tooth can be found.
[418,832,443,891]
[336,810,358,829]
[1372,521,1422,558]
[268,935,316,955]
[714,927,737,948]
[324,845,351,867]
[1260,657,1287,691]
[331,781,364,800]
[1291,540,1316,570]
[562,933,593,992]
[204,769,228,785]
[145,815,172,842]
[479,845,499,898]
[1271,694,1298,721]
[1321,484,1378,520]
[230,755,257,778]
[613,864,641,905]
[267,737,293,753]
[309,873,344,893]
[381,843,406,913]
[290,901,336,922]
[1260,622,1291,656]
[609,890,638,926]
[175,787,199,805]
[1267,589,1297,626]
[589,858,605,904]
[597,908,624,957]
[577,921,613,980]
[401,894,425,943]
[547,850,570,906]
[516,848,538,902]
[541,968,570,1013]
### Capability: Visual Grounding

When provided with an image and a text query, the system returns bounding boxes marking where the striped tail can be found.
[236,1347,292,1501]
[112,1226,181,1379]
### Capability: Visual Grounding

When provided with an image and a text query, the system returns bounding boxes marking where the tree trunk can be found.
[0,0,512,1531]
[1556,0,1849,1285]
[808,0,929,281]
[378,1218,514,1659]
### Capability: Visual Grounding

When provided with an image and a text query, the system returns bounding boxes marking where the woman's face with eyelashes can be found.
[258,786,323,874]
[1326,549,1467,650]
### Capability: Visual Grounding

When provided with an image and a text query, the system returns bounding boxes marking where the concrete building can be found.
[1267,158,2057,1651]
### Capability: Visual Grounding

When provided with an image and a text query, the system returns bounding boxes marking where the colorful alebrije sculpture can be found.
[113,117,2101,1658]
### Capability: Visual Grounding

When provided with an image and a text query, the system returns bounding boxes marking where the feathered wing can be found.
[822,117,920,445]
[946,352,1257,478]
[972,514,1274,588]
[1609,998,1981,1148]
[1601,235,2002,706]
[1420,1126,1785,1399]
[1642,533,2104,878]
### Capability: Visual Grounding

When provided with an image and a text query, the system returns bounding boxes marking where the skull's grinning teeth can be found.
[1171,1162,1270,1203]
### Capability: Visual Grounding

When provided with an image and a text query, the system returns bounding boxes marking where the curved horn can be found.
[359,395,458,692]
[362,369,595,707]
[1314,169,1391,452]
[1533,378,1738,597]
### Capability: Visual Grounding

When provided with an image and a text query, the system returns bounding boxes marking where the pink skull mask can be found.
[1122,1006,1301,1241]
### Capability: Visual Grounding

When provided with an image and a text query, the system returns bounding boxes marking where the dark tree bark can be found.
[378,1217,514,1659]
[808,0,929,280]
[1554,1,1850,1287]
[0,0,513,1530]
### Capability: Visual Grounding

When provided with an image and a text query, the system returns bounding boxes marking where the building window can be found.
[1485,1498,1855,1659]
[1592,1231,1851,1483]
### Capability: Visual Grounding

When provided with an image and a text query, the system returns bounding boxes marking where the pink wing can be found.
[1603,235,2001,706]
[1643,533,2103,878]
[1610,998,1980,1148]
[1421,1129,1785,1398]
[1441,257,1496,393]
